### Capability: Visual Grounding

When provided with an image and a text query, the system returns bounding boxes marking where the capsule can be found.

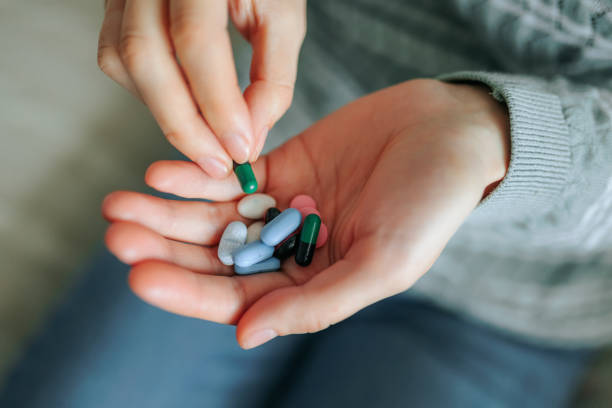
[295,214,321,266]
[264,207,281,224]
[246,221,264,243]
[237,194,276,219]
[217,221,247,266]
[289,194,317,210]
[233,162,257,194]
[234,257,281,275]
[273,234,298,260]
[233,240,274,267]
[260,208,301,246]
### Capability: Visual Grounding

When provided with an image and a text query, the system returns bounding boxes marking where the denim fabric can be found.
[0,248,592,408]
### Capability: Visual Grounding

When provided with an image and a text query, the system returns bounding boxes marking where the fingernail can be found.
[199,157,230,179]
[243,329,277,349]
[225,133,251,164]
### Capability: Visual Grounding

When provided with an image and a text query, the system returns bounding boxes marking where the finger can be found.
[145,158,268,201]
[170,0,254,163]
[102,190,247,244]
[128,260,294,324]
[105,221,232,274]
[232,0,307,160]
[120,0,232,178]
[236,239,408,349]
[98,0,141,98]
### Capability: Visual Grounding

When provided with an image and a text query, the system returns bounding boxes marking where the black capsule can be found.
[295,214,321,266]
[264,207,281,224]
[273,234,298,260]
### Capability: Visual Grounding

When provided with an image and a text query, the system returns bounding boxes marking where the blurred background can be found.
[0,0,173,382]
[0,1,610,406]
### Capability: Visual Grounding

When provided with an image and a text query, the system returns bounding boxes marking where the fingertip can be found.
[128,261,156,300]
[105,223,140,264]
[101,190,131,220]
[101,190,148,222]
[197,157,232,179]
[128,261,173,306]
[238,328,278,350]
[236,285,296,346]
[250,126,269,162]
[222,131,252,165]
[145,160,174,191]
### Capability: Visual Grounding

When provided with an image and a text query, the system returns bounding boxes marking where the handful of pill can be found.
[217,193,329,275]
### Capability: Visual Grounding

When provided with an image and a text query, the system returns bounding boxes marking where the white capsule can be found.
[237,193,277,219]
[246,221,264,243]
[217,221,247,266]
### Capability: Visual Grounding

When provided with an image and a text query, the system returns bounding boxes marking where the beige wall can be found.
[0,0,172,380]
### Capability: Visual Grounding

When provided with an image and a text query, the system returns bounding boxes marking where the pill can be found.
[298,206,320,219]
[264,207,281,224]
[290,194,317,210]
[273,234,298,260]
[237,194,276,219]
[295,214,321,266]
[316,223,328,248]
[246,221,264,243]
[234,257,281,275]
[233,162,257,194]
[260,208,302,246]
[233,240,274,267]
[217,221,247,266]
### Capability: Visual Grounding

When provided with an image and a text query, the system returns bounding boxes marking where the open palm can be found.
[103,79,509,348]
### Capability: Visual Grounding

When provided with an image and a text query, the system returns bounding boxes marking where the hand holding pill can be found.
[97,0,306,177]
[104,79,509,349]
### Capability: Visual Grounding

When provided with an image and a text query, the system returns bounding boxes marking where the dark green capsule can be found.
[273,234,298,260]
[264,207,281,224]
[295,214,321,266]
[233,162,257,194]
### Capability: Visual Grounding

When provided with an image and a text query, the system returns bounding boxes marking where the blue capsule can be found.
[260,208,302,246]
[234,257,281,275]
[233,240,274,267]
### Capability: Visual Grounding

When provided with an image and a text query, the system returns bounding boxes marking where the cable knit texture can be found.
[297,0,612,346]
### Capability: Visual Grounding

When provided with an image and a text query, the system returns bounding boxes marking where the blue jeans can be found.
[0,248,593,407]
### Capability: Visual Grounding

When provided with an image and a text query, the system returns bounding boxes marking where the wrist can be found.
[446,82,511,194]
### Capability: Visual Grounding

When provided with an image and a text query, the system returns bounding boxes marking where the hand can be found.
[103,79,510,349]
[97,0,306,177]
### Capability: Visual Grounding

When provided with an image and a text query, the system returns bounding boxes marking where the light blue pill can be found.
[260,208,302,246]
[234,257,281,275]
[233,240,274,267]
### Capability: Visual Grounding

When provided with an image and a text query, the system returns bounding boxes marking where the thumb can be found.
[233,0,307,161]
[236,239,409,349]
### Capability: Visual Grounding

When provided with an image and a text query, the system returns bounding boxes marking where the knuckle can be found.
[273,86,294,115]
[97,44,120,77]
[304,310,330,334]
[297,292,330,334]
[118,32,149,71]
[170,22,199,47]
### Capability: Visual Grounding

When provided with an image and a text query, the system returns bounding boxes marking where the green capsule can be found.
[300,214,321,244]
[233,162,258,194]
[295,214,321,266]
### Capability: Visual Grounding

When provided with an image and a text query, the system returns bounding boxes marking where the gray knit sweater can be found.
[268,0,612,347]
